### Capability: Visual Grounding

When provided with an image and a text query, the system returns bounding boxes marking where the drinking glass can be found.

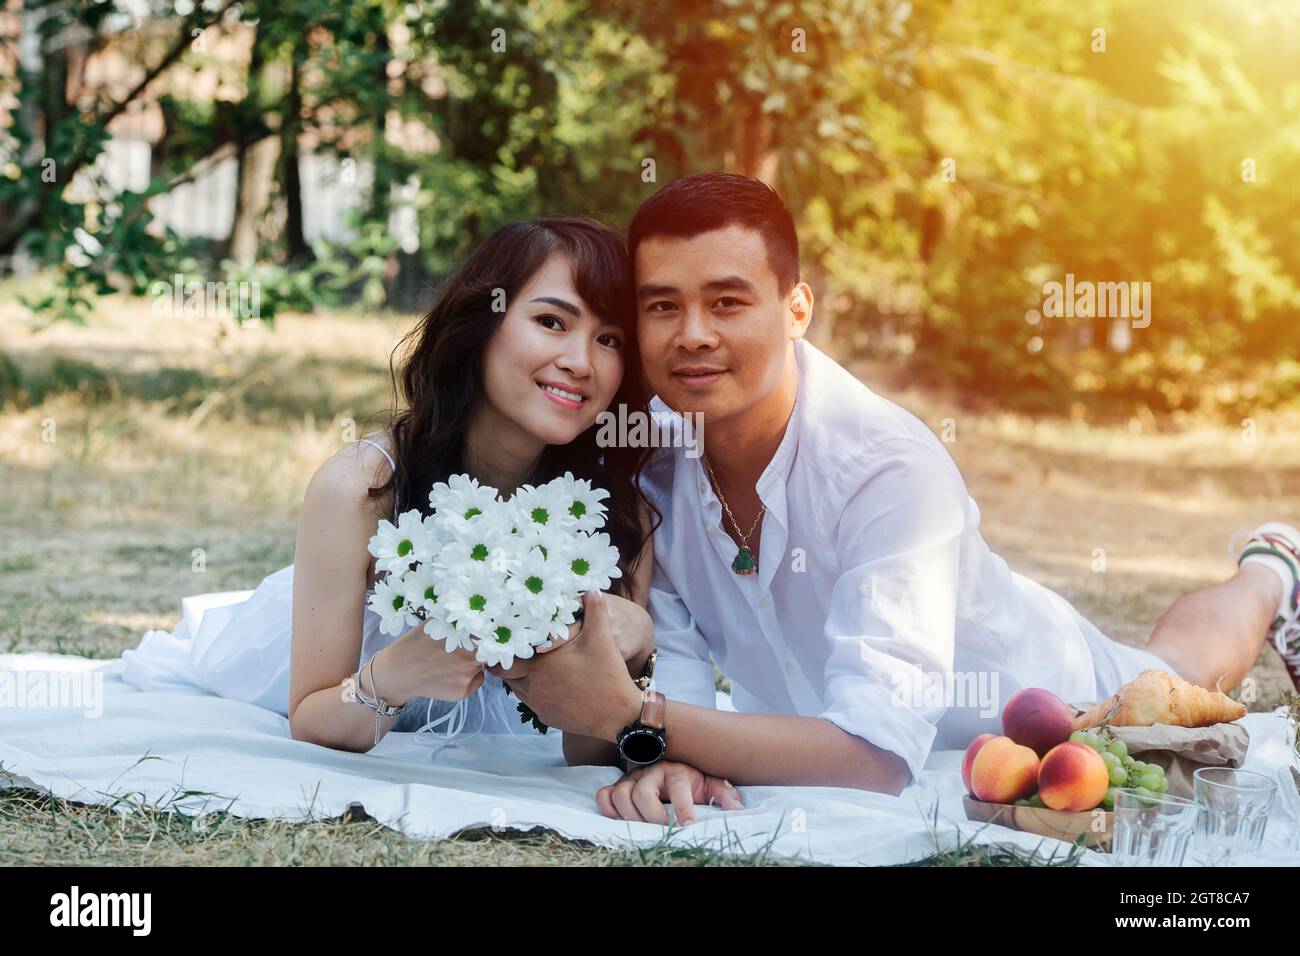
[1193,767,1276,864]
[1111,789,1197,866]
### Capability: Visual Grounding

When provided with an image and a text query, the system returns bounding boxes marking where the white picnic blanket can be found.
[2,652,1298,866]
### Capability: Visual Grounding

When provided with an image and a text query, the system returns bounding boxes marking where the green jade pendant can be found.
[731,545,757,575]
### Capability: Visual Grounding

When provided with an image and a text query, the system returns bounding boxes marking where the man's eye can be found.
[646,301,676,313]
[714,297,742,309]
[535,313,564,331]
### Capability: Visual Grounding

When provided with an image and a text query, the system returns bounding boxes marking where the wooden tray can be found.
[963,795,1113,851]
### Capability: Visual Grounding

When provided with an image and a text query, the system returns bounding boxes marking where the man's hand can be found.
[487,589,644,741]
[549,590,653,672]
[596,760,743,825]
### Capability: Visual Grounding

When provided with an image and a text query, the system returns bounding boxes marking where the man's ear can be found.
[787,281,814,341]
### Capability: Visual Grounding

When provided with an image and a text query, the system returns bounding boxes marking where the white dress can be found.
[120,438,532,740]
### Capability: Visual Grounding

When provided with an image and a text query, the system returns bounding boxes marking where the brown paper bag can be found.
[1069,703,1249,799]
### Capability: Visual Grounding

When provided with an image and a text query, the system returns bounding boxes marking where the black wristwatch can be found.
[617,689,667,770]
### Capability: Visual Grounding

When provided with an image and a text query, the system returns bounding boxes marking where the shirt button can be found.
[783,661,794,675]
[758,596,767,608]
[699,482,708,494]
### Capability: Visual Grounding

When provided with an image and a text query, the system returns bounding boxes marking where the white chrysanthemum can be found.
[510,482,576,535]
[368,509,437,576]
[421,605,477,653]
[402,562,441,615]
[563,531,623,592]
[368,574,420,637]
[439,563,511,636]
[428,474,500,534]
[540,591,582,642]
[550,472,610,533]
[473,617,541,670]
[505,545,569,621]
[433,511,515,575]
[429,473,496,512]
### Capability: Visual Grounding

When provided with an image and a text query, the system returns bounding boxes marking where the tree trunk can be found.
[230,137,279,263]
[278,53,309,263]
[228,24,273,263]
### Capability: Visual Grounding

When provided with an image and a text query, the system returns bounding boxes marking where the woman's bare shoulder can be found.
[305,434,396,522]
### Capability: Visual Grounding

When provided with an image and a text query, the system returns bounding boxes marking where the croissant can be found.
[1073,669,1246,730]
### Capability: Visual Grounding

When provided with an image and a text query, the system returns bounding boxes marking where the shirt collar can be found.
[752,339,806,529]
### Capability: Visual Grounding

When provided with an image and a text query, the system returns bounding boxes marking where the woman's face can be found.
[479,253,627,448]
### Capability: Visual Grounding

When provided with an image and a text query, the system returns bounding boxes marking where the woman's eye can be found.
[597,333,623,349]
[535,313,564,331]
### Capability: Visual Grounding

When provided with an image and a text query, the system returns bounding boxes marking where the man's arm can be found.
[596,696,913,793]
[511,589,909,794]
[584,567,913,792]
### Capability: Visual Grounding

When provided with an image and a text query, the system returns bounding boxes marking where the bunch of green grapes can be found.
[1068,729,1168,809]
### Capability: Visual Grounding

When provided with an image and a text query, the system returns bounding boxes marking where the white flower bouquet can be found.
[365,472,622,730]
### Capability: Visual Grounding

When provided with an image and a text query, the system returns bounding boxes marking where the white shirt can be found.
[640,339,1116,782]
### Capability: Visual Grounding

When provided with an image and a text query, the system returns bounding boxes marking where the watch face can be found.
[620,728,665,765]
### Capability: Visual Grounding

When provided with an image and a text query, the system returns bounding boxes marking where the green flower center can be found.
[464,507,481,520]
[530,506,549,524]
[468,594,487,612]
[390,594,405,612]
[397,539,413,556]
[525,575,544,594]
[470,543,489,561]
[425,586,437,603]
[494,625,512,644]
[571,557,590,576]
[570,501,586,518]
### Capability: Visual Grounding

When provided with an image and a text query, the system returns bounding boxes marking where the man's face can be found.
[634,225,811,424]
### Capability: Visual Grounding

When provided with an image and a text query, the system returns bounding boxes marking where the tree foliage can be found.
[2,0,1297,416]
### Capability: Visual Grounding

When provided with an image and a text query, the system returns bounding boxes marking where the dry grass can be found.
[1,285,1297,864]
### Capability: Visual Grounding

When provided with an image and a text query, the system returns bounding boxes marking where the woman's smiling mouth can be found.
[538,380,588,409]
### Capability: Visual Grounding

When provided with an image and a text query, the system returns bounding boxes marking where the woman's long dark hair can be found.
[368,217,655,597]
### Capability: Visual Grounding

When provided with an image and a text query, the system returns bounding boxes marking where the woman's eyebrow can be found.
[530,296,581,317]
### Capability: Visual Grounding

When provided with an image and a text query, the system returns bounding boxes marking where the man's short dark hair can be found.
[627,173,800,297]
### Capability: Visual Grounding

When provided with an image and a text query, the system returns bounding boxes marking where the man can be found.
[495,173,1300,825]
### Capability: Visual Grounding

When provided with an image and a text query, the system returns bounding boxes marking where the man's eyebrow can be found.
[701,276,757,295]
[636,276,757,298]
[530,296,581,317]
[636,283,679,299]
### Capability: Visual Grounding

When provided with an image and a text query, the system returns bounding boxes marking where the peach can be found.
[1001,687,1074,757]
[1037,742,1109,811]
[969,736,1040,804]
[961,733,997,794]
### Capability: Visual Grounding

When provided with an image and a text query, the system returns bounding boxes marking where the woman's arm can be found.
[561,500,656,767]
[287,443,483,751]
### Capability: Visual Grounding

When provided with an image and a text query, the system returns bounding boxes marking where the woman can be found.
[122,217,658,753]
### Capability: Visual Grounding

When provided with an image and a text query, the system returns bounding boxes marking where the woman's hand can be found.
[372,624,485,705]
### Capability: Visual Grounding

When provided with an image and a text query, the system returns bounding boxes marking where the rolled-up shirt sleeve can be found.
[646,561,718,711]
[818,437,969,784]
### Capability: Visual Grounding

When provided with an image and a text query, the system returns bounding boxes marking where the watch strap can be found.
[639,690,666,731]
